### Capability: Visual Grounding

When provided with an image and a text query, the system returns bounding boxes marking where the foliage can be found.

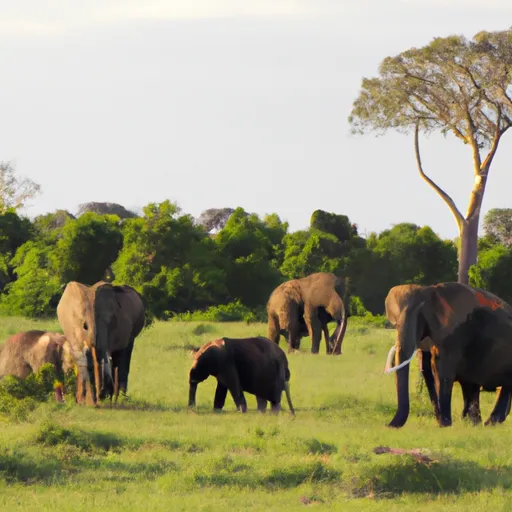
[483,208,512,247]
[353,223,457,313]
[348,28,512,284]
[215,208,285,308]
[0,161,41,213]
[469,244,512,303]
[113,201,227,317]
[175,300,266,323]
[0,363,68,422]
[50,212,123,285]
[348,29,512,142]
[280,210,364,280]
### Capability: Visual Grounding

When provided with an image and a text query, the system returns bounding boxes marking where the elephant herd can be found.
[2,272,512,430]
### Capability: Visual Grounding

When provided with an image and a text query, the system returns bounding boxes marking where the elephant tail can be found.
[267,313,281,344]
[284,381,295,416]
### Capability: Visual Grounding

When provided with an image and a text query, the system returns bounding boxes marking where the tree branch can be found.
[414,124,465,230]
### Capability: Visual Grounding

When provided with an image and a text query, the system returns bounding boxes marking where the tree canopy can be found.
[349,28,512,283]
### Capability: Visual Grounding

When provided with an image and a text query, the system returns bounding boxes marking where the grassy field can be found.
[0,317,512,511]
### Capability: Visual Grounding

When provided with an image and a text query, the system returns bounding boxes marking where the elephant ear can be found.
[419,287,459,340]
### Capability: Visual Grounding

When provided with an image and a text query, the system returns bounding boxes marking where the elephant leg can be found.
[304,309,322,354]
[267,314,281,345]
[460,381,482,424]
[113,337,136,395]
[485,386,512,426]
[220,367,247,412]
[419,351,441,421]
[213,382,228,411]
[269,400,281,414]
[256,396,268,413]
[322,324,331,354]
[429,351,455,427]
[287,322,300,353]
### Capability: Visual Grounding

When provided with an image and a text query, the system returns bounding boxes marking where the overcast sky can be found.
[2,1,512,239]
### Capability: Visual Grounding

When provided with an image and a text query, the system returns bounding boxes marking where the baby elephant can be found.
[0,330,74,380]
[188,336,295,415]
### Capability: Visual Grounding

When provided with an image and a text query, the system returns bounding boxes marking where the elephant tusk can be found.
[91,347,101,406]
[384,346,417,374]
[383,345,396,373]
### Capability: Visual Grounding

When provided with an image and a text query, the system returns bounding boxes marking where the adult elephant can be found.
[266,272,349,355]
[188,336,295,415]
[384,282,512,428]
[0,330,73,380]
[57,280,145,406]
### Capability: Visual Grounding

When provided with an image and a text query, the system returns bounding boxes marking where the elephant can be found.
[266,272,349,355]
[384,281,512,428]
[0,330,74,380]
[188,336,295,415]
[56,280,145,406]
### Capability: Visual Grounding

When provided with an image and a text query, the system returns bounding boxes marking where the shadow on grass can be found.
[35,420,129,453]
[0,449,63,484]
[352,457,512,498]
[0,448,178,485]
[194,458,340,489]
[80,457,179,482]
[304,395,396,416]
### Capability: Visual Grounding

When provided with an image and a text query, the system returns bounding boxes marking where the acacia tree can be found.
[349,29,512,283]
[0,161,41,212]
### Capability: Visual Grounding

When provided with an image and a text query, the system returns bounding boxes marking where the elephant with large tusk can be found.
[57,280,145,406]
[384,282,512,428]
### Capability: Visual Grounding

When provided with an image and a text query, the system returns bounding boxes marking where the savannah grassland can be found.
[0,319,512,511]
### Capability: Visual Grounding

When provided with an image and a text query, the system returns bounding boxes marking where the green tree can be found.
[349,29,512,284]
[280,210,364,279]
[1,242,61,317]
[469,244,512,303]
[50,212,123,285]
[0,209,35,291]
[350,223,457,314]
[215,208,286,308]
[113,200,227,317]
[483,208,512,247]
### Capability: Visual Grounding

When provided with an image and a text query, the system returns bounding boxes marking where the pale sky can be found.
[2,1,512,239]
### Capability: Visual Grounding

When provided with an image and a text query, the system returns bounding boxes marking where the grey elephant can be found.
[188,336,295,415]
[0,330,74,380]
[266,272,348,355]
[57,280,145,405]
[384,282,512,428]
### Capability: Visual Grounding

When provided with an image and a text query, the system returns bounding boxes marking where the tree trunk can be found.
[457,216,480,285]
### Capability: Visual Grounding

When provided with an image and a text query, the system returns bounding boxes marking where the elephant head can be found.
[188,340,224,409]
[57,281,115,404]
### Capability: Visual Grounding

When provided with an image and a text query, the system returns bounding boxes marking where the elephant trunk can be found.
[188,381,198,408]
[330,301,348,355]
[73,349,94,405]
[387,302,423,428]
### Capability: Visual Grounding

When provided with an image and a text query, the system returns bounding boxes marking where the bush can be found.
[0,363,73,422]
[174,300,266,323]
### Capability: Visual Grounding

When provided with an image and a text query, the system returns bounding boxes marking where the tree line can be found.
[0,200,510,321]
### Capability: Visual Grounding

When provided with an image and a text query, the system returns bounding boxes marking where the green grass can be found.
[0,317,512,510]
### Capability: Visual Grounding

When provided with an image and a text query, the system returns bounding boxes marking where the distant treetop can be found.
[76,202,138,219]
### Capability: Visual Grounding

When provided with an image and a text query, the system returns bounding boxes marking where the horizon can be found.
[2,1,512,241]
